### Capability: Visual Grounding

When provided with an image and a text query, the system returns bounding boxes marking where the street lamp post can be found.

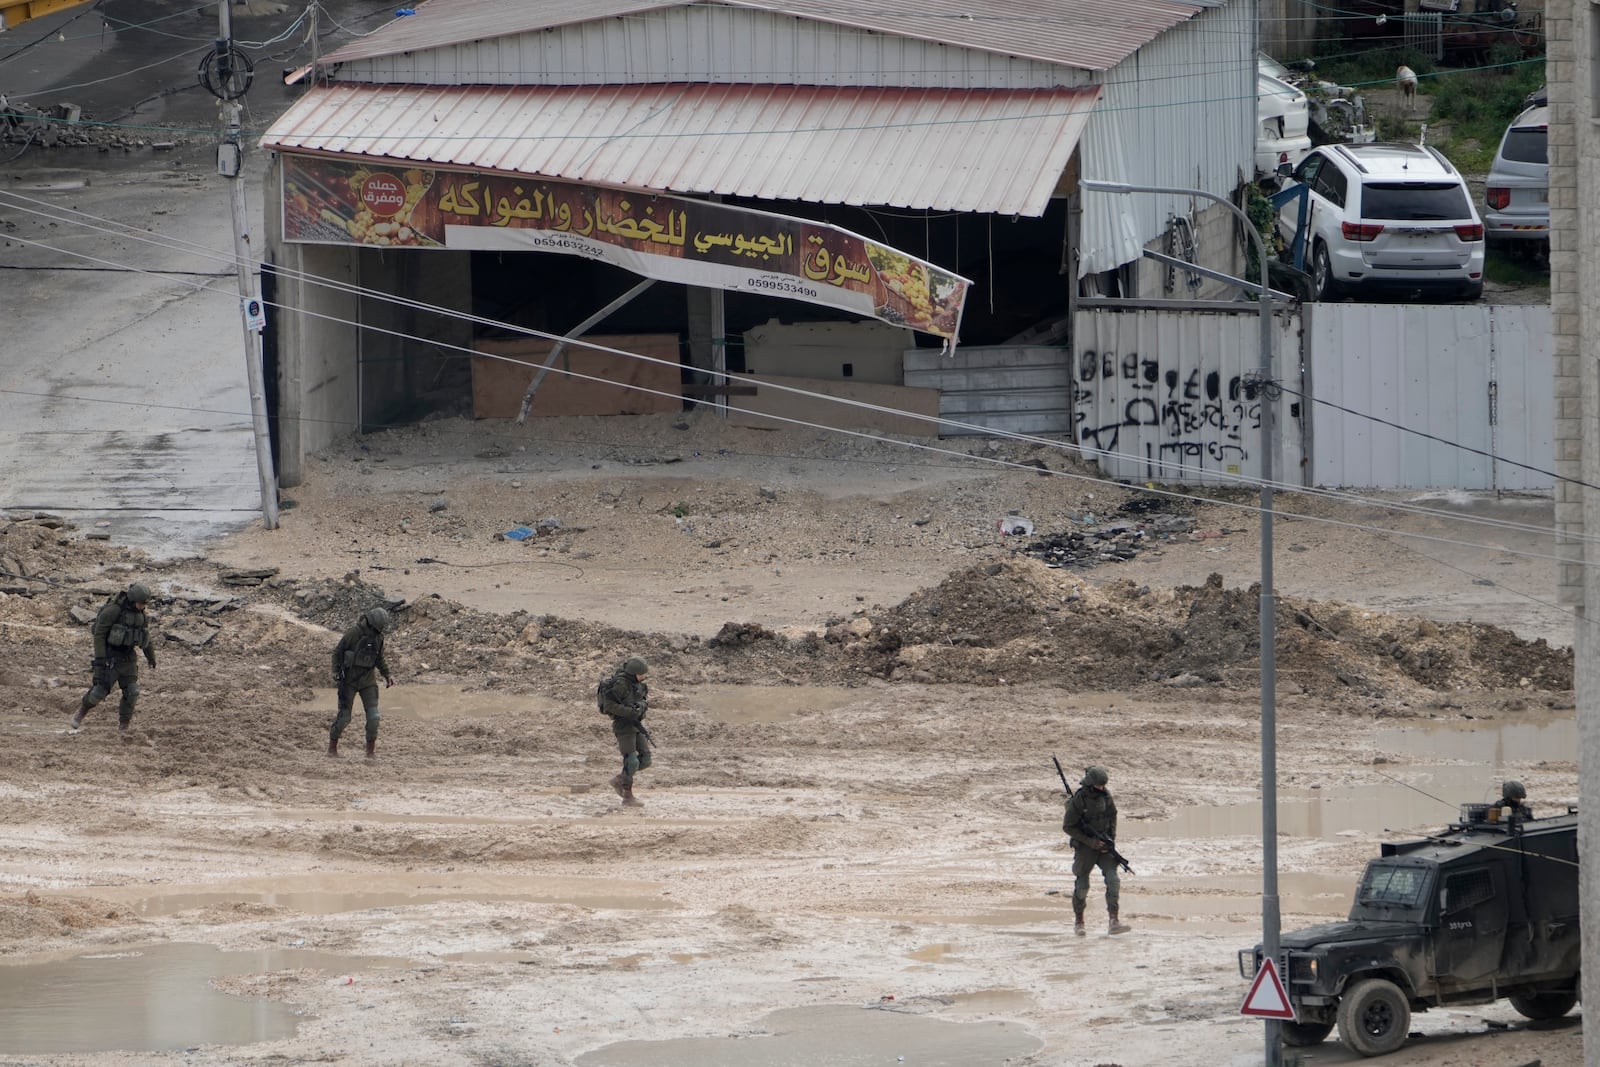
[1080,179,1281,1066]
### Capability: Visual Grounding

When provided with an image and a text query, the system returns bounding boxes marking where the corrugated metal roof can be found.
[262,82,1101,216]
[323,0,1203,74]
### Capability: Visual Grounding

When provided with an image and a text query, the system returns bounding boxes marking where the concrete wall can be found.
[1259,0,1326,58]
[726,374,939,437]
[1127,199,1245,302]
[1544,4,1597,1058]
[273,240,362,488]
[355,247,472,431]
[741,318,914,385]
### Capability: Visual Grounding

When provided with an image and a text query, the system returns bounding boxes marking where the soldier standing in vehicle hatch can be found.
[71,581,157,738]
[1064,765,1131,936]
[329,607,394,759]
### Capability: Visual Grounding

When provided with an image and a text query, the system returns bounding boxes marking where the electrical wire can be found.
[0,182,1577,526]
[0,197,1591,584]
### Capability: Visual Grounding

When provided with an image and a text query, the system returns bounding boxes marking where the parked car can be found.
[1484,103,1548,250]
[1274,141,1485,302]
[1257,61,1313,177]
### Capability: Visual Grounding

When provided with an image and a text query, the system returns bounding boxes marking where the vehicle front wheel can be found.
[1282,1019,1335,1047]
[1337,978,1411,1057]
[1509,990,1577,1021]
[1312,243,1342,302]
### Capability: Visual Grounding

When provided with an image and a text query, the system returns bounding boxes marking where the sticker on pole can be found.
[242,297,267,333]
[1240,957,1296,1020]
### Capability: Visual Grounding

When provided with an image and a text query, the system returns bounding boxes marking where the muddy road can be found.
[0,415,1583,1067]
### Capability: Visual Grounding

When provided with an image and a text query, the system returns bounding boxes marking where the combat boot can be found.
[118,719,133,742]
[327,737,340,758]
[621,786,644,808]
[609,773,627,799]
[1108,910,1131,935]
[69,700,88,730]
[1073,908,1086,937]
[365,739,377,760]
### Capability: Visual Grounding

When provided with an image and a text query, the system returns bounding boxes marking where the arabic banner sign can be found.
[281,154,969,341]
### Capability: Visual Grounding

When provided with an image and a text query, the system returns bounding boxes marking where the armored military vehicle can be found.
[1239,802,1580,1057]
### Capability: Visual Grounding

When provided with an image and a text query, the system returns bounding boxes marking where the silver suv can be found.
[1484,104,1548,250]
[1277,142,1485,302]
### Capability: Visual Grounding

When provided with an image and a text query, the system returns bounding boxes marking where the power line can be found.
[0,190,1589,567]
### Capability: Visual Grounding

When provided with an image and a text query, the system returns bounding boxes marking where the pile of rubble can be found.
[1011,496,1200,569]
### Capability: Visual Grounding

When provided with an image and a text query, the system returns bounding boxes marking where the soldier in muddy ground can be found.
[70,581,157,739]
[599,656,652,808]
[1064,764,1132,937]
[329,606,394,759]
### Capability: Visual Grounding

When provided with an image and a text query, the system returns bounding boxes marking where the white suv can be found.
[1276,142,1485,302]
[1484,104,1548,249]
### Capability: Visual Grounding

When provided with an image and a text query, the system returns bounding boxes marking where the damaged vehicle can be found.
[1259,52,1373,151]
[1239,802,1580,1057]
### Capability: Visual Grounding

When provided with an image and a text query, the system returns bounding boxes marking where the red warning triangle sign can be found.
[1240,957,1297,1020]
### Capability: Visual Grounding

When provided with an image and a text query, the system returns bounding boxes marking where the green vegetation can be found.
[1311,50,1544,174]
[1484,249,1551,287]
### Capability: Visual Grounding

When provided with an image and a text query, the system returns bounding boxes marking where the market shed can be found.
[260,0,1256,485]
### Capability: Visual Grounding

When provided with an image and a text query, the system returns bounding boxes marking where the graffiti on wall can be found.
[1073,349,1259,477]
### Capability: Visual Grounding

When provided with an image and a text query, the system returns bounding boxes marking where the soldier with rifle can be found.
[1057,757,1132,937]
[598,656,652,808]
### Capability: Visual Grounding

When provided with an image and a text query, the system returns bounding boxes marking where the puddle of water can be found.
[76,871,670,918]
[0,942,398,1054]
[1141,767,1513,842]
[576,1004,1041,1067]
[684,684,863,724]
[906,942,955,962]
[295,684,567,720]
[1375,712,1578,765]
[946,988,1033,1015]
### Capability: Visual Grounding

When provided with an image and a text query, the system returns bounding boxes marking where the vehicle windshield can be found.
[1356,862,1429,907]
[1361,182,1471,221]
[1500,127,1547,165]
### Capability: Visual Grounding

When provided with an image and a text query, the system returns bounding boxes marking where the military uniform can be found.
[1064,765,1131,935]
[330,607,393,759]
[1499,779,1533,821]
[73,582,156,735]
[599,656,651,807]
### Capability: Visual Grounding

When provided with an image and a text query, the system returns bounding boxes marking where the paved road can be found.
[0,0,384,555]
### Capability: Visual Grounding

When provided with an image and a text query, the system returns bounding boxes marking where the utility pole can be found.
[1083,178,1279,1066]
[207,1,277,529]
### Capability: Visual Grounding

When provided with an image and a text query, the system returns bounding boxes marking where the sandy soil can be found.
[0,415,1582,1067]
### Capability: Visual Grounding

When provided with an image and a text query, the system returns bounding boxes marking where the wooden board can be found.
[471,334,682,418]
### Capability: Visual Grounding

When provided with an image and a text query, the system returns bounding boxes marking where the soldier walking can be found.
[329,607,393,759]
[71,581,157,737]
[1064,765,1131,936]
[598,656,651,808]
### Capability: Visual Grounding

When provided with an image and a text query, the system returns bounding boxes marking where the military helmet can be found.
[622,656,649,677]
[1502,779,1527,801]
[126,582,151,604]
[1081,766,1110,788]
[364,607,393,633]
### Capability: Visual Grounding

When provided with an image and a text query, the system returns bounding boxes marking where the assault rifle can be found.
[1053,755,1133,875]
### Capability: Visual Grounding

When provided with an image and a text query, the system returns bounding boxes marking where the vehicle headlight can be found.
[1291,956,1319,981]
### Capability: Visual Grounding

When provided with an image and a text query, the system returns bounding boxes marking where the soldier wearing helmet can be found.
[329,606,395,759]
[1500,779,1531,820]
[597,656,652,807]
[1063,764,1131,936]
[71,581,157,737]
